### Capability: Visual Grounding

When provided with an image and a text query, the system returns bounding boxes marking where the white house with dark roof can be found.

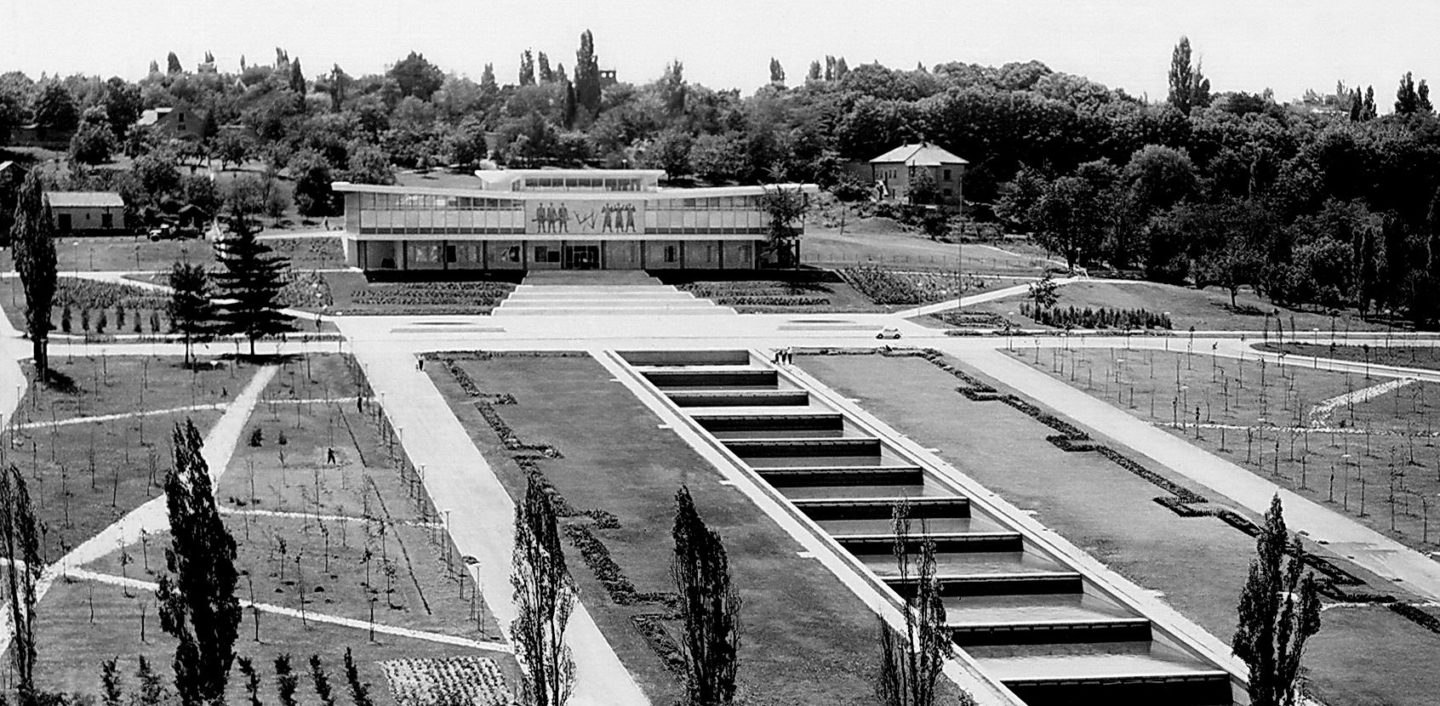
[868,142,968,207]
[47,191,127,234]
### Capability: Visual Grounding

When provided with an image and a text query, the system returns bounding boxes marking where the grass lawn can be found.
[429,353,885,706]
[0,236,215,273]
[258,235,349,270]
[305,272,519,316]
[1011,345,1440,559]
[1261,342,1440,372]
[798,352,1440,706]
[13,355,247,552]
[802,230,1051,277]
[966,280,1390,332]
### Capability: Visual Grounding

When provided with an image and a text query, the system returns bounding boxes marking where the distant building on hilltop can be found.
[47,191,127,234]
[868,142,967,208]
[136,106,207,142]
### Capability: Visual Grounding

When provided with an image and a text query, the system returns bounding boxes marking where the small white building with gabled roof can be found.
[868,142,968,207]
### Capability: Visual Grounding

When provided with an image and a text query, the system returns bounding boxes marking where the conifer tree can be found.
[343,648,374,706]
[101,657,124,706]
[157,419,242,706]
[511,473,576,706]
[274,654,298,706]
[213,203,290,356]
[1233,495,1322,706]
[672,486,741,706]
[768,58,786,87]
[1395,71,1420,115]
[238,656,264,706]
[167,261,215,366]
[10,170,57,380]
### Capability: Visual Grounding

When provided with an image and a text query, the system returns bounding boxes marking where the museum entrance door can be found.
[563,244,600,269]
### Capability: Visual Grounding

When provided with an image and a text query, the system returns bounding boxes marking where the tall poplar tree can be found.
[1167,36,1210,114]
[0,464,43,703]
[1233,495,1322,706]
[672,486,741,706]
[511,473,575,706]
[212,203,290,356]
[157,419,243,706]
[10,170,57,380]
[574,30,602,117]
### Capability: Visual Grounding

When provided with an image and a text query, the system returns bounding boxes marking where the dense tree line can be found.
[5,34,1440,320]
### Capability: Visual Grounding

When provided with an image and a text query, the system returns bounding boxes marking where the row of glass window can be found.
[355,193,527,210]
[516,177,647,191]
[353,192,767,211]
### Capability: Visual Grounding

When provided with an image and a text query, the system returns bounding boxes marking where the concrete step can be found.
[667,389,810,407]
[693,412,845,433]
[724,437,882,457]
[619,350,751,366]
[643,369,779,388]
[972,642,1232,706]
[754,464,924,487]
[792,496,971,520]
[836,530,1024,554]
[497,299,718,309]
[944,594,1150,647]
[491,306,737,317]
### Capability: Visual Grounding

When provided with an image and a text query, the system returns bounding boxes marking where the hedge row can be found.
[1021,302,1172,330]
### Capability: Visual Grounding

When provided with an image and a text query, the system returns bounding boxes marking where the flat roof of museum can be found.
[331,181,819,199]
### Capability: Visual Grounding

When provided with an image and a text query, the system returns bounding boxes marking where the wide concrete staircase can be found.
[618,349,1241,706]
[491,271,734,316]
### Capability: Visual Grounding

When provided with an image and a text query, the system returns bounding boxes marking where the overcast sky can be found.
[1,0,1435,104]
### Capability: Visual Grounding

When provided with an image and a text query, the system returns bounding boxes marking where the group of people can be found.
[772,347,795,365]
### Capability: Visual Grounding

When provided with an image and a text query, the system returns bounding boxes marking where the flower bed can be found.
[380,656,514,706]
[678,280,832,308]
[351,281,514,308]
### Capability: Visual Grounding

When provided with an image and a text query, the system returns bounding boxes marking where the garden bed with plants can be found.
[2,276,170,336]
[305,273,518,315]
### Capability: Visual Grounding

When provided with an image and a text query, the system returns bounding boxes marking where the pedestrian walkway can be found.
[344,336,648,706]
[954,345,1440,602]
[66,567,511,652]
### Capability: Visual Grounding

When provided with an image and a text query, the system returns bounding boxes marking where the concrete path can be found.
[343,334,648,706]
[67,567,510,652]
[895,277,1078,319]
[951,344,1440,602]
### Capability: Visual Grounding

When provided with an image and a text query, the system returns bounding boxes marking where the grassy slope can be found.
[967,280,1391,332]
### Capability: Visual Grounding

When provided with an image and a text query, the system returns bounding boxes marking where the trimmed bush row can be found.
[1021,302,1173,330]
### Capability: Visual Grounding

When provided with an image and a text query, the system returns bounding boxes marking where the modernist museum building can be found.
[333,169,818,272]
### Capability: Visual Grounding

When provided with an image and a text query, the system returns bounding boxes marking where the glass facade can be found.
[645,195,768,235]
[356,192,526,235]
